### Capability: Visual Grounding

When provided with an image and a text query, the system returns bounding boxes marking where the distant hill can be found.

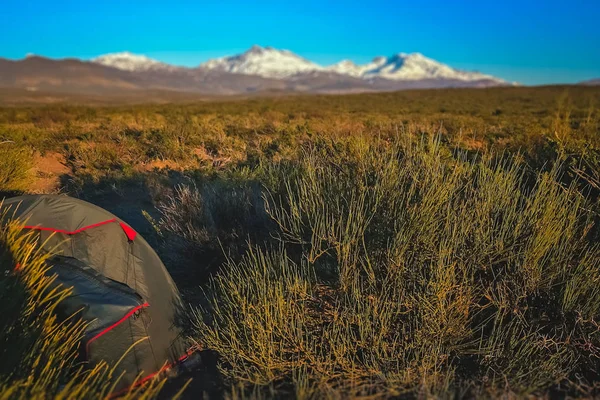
[0,55,289,95]
[580,78,600,86]
[0,56,140,93]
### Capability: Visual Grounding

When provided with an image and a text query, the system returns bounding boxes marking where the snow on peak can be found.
[326,60,365,77]
[326,52,504,83]
[92,51,174,72]
[199,45,324,78]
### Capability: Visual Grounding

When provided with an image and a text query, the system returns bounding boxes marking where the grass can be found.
[0,144,33,194]
[193,137,600,398]
[0,86,599,398]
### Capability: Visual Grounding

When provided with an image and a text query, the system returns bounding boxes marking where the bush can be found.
[193,137,600,398]
[155,174,270,260]
[0,145,32,193]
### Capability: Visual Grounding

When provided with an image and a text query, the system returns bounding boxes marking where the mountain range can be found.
[1,45,517,96]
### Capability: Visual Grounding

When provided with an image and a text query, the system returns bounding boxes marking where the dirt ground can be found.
[30,151,70,194]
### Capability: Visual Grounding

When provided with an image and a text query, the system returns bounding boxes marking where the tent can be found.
[1,194,190,391]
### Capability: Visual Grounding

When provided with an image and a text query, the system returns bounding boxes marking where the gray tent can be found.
[1,195,189,391]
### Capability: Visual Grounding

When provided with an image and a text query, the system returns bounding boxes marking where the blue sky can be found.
[1,0,599,84]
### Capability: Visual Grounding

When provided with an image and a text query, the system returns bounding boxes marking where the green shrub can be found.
[0,145,32,193]
[193,137,600,398]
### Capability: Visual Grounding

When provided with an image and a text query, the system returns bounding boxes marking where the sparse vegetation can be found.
[0,86,599,398]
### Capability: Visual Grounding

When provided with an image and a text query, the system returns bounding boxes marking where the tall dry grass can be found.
[191,136,600,398]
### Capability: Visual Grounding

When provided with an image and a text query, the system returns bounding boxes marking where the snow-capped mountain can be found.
[326,59,371,77]
[92,52,176,72]
[327,53,503,83]
[90,47,506,85]
[198,46,505,83]
[199,45,324,78]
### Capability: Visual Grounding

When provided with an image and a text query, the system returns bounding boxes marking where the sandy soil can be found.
[30,151,70,193]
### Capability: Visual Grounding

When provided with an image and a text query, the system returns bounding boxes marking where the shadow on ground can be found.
[56,168,274,399]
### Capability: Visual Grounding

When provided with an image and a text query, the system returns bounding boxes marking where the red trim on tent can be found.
[22,218,136,242]
[22,218,117,235]
[134,351,194,386]
[119,222,137,241]
[108,349,196,399]
[85,302,149,355]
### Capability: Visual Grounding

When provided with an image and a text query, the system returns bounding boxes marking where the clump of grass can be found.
[0,212,186,399]
[0,145,32,193]
[193,136,600,398]
[156,166,271,241]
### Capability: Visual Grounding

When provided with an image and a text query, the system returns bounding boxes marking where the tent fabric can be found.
[1,194,187,391]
